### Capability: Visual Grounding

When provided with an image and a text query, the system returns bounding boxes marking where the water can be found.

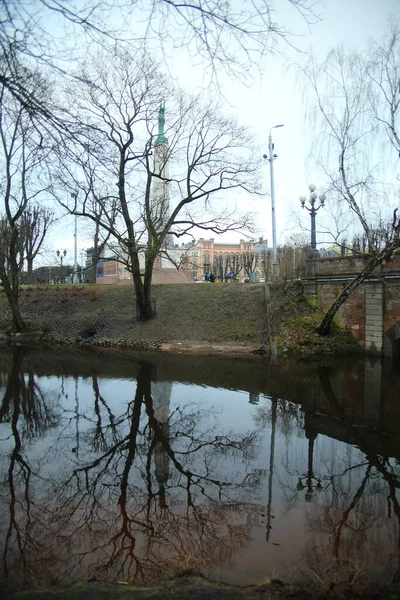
[0,345,399,590]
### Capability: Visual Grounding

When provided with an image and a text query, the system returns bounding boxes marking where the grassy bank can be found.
[0,282,361,354]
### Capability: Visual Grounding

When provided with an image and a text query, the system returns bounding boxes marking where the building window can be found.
[97,260,104,277]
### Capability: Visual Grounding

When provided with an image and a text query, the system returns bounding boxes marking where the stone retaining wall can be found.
[302,253,400,355]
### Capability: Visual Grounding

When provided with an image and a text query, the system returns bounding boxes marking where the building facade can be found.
[90,235,272,285]
[192,237,263,282]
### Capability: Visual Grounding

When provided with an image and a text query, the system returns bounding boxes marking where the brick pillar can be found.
[365,282,383,354]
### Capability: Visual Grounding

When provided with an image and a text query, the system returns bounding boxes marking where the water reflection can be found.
[0,347,399,590]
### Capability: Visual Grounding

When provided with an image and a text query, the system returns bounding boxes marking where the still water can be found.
[0,346,399,590]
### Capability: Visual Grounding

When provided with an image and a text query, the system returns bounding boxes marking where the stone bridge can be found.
[302,251,400,356]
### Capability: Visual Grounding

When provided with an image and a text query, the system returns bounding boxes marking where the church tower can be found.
[152,102,171,247]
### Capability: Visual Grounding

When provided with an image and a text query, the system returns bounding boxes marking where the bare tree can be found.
[259,248,272,282]
[0,77,51,333]
[284,233,309,279]
[243,251,258,278]
[19,206,53,283]
[68,158,117,284]
[302,29,400,336]
[229,253,244,281]
[55,51,258,320]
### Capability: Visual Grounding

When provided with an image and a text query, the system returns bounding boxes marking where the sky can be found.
[45,0,400,266]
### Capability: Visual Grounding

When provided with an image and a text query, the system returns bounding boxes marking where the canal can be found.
[0,346,399,591]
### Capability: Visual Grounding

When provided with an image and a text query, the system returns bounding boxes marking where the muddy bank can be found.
[3,575,400,600]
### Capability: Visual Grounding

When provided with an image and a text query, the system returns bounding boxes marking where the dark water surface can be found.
[0,346,399,590]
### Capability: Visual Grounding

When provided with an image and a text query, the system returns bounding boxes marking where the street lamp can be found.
[71,192,78,284]
[80,251,85,283]
[300,184,326,258]
[264,124,284,278]
[56,249,67,283]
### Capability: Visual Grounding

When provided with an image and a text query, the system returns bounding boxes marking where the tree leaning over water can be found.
[301,28,400,336]
[54,51,259,321]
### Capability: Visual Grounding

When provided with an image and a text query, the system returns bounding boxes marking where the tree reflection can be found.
[2,350,399,590]
[0,359,264,588]
[58,361,263,583]
[0,346,59,589]
[0,346,58,439]
[297,367,400,584]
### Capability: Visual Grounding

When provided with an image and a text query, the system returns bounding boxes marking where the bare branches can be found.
[0,78,53,331]
[153,0,319,81]
[367,27,400,156]
[0,0,318,132]
[302,30,400,251]
[300,28,400,336]
[54,49,259,320]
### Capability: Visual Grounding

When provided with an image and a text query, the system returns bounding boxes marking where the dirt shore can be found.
[4,575,400,600]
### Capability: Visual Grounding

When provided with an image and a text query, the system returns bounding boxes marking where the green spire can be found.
[155,101,168,145]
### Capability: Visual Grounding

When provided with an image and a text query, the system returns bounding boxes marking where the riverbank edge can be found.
[36,335,268,357]
[3,574,400,600]
[0,283,363,357]
[0,332,363,358]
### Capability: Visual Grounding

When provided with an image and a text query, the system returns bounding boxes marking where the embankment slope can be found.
[0,282,360,354]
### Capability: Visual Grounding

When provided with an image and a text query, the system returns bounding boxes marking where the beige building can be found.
[95,244,194,285]
[93,237,270,285]
[192,238,255,282]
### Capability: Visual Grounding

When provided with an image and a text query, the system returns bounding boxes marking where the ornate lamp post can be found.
[56,249,67,283]
[300,184,326,258]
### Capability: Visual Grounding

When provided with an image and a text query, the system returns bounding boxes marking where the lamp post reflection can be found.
[296,433,322,502]
[266,398,277,541]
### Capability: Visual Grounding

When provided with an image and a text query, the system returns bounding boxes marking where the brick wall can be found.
[316,279,367,346]
[303,252,400,355]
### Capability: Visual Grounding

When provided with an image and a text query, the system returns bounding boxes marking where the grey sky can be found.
[47,0,400,259]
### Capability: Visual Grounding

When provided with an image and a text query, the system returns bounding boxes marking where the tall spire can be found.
[156,101,168,145]
[152,100,171,246]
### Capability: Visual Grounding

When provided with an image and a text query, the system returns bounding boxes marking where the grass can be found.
[0,283,268,347]
[268,282,362,355]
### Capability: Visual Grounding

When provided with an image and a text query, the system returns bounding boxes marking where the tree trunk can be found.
[0,266,26,333]
[129,249,155,321]
[316,240,399,336]
[27,258,33,283]
[0,225,26,333]
[91,221,103,284]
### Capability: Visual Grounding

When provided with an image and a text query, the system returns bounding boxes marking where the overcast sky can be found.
[46,0,400,263]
